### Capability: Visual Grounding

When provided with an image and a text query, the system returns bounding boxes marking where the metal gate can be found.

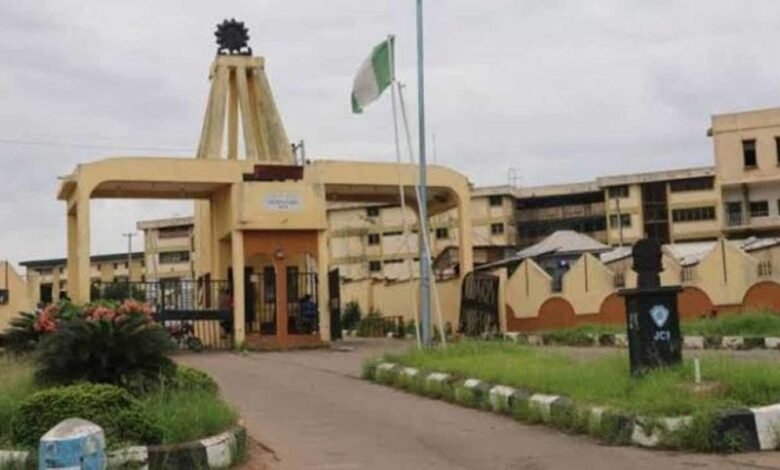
[287,270,318,335]
[253,267,277,335]
[91,279,233,349]
[329,269,342,340]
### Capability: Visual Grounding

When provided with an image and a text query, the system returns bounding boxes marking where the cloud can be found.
[2,0,780,267]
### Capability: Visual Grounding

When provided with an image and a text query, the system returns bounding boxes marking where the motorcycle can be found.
[166,321,204,352]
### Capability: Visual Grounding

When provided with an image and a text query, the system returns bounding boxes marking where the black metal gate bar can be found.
[91,279,234,350]
[287,271,318,335]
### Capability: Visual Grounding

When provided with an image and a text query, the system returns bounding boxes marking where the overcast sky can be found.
[2,1,780,267]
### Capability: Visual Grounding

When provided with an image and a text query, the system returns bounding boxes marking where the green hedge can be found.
[168,366,219,396]
[11,383,162,448]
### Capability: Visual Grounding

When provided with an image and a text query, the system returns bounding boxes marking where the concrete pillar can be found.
[317,230,331,342]
[76,195,91,304]
[66,207,78,301]
[231,230,246,346]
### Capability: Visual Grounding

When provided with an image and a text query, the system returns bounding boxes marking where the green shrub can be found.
[34,302,175,393]
[357,311,384,337]
[168,366,219,395]
[405,319,417,337]
[362,359,380,380]
[11,383,162,448]
[341,301,362,330]
[0,302,83,355]
[0,312,43,355]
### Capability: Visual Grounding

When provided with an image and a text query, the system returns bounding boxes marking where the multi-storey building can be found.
[137,217,195,282]
[711,107,780,237]
[514,181,607,247]
[327,187,517,280]
[20,253,145,304]
[598,167,719,246]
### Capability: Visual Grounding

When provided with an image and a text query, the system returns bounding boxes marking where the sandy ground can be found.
[182,339,780,470]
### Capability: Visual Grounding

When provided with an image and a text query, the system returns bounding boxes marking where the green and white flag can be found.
[351,37,394,114]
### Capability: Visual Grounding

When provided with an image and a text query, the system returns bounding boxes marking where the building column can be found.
[231,230,246,346]
[67,194,91,304]
[66,205,78,301]
[317,230,331,342]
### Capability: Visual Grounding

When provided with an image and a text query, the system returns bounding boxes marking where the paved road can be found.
[182,340,780,470]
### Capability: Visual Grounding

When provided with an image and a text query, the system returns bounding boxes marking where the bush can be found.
[11,383,162,448]
[1,312,43,355]
[169,366,219,395]
[341,301,362,330]
[35,301,175,393]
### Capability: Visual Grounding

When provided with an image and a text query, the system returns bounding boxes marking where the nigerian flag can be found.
[351,37,394,114]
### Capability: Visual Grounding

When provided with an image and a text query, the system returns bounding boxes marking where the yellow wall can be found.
[505,259,552,318]
[690,239,758,306]
[0,262,34,329]
[340,277,461,329]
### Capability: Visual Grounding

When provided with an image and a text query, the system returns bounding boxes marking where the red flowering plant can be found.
[1,301,79,354]
[35,299,175,393]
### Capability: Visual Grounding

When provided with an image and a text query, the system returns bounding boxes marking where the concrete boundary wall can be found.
[503,238,780,332]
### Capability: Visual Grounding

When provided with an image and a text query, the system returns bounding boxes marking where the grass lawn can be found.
[0,359,36,447]
[0,357,237,450]
[534,312,780,343]
[385,340,780,416]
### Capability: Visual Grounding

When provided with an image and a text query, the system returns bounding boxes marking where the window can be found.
[159,226,191,239]
[776,137,780,166]
[488,195,503,207]
[369,261,382,272]
[113,263,118,269]
[159,250,191,264]
[607,185,629,199]
[669,177,714,193]
[367,233,380,245]
[490,223,505,235]
[743,139,757,168]
[749,200,769,218]
[366,207,380,217]
[608,213,632,228]
[435,227,449,239]
[671,206,716,223]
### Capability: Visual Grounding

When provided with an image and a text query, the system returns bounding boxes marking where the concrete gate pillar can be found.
[231,230,246,346]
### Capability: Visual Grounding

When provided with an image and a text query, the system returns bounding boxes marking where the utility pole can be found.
[615,197,624,247]
[123,232,136,299]
[416,0,431,347]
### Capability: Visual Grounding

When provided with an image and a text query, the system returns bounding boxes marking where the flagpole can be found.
[388,35,423,349]
[415,0,432,347]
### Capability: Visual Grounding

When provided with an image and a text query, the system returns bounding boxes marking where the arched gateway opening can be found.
[58,27,473,349]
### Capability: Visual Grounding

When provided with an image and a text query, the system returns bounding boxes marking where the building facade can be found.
[137,217,195,282]
[598,167,719,246]
[712,107,780,237]
[20,253,144,305]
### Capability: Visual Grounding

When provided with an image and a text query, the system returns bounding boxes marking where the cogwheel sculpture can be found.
[215,18,252,56]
